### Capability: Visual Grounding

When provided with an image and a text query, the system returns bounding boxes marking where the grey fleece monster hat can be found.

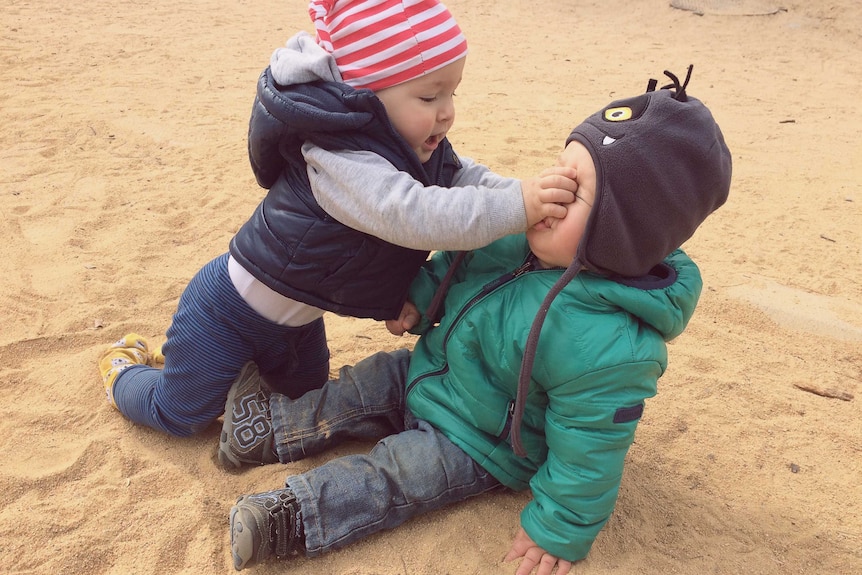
[511,67,732,456]
[568,66,731,277]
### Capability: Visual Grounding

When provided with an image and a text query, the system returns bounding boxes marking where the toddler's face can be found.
[526,140,596,269]
[374,58,465,163]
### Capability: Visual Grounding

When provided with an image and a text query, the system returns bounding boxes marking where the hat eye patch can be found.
[604,107,632,122]
[601,94,649,123]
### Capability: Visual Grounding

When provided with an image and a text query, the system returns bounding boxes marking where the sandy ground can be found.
[1,0,861,573]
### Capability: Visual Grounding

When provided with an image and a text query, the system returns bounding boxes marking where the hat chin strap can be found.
[510,256,583,457]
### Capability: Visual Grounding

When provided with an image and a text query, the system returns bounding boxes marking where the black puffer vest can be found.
[230,67,461,320]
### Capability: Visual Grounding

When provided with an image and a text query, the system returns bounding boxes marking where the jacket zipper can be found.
[405,256,535,397]
[496,400,516,440]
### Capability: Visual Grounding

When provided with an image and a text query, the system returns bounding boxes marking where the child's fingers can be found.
[539,173,578,200]
[541,202,568,220]
[385,319,405,335]
[539,182,576,205]
[538,165,577,180]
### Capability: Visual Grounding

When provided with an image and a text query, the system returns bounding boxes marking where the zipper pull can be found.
[513,256,534,277]
[497,400,516,441]
[482,257,534,292]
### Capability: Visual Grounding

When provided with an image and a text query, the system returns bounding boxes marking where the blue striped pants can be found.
[112,254,330,436]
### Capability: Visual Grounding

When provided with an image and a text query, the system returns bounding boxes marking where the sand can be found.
[1,0,860,573]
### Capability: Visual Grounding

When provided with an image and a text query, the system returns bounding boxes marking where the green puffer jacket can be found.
[404,235,702,561]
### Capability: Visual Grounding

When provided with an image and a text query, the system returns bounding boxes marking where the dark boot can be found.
[219,362,279,469]
[229,488,304,570]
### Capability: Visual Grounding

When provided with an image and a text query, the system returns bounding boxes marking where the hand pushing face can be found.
[526,141,596,269]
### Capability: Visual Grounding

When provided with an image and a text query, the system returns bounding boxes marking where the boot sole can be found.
[218,362,261,469]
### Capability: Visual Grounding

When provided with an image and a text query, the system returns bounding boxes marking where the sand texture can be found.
[1,0,860,573]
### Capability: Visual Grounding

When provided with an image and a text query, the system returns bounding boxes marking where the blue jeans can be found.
[269,349,502,557]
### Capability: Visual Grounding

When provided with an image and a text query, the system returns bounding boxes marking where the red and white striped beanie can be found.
[308,0,468,92]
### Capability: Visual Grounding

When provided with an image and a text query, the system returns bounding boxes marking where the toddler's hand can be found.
[504,527,573,575]
[386,301,420,336]
[521,167,577,228]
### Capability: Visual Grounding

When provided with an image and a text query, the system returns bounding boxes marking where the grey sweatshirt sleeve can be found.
[302,143,527,251]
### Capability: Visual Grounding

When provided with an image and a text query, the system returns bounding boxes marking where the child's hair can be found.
[511,66,732,456]
[308,0,468,92]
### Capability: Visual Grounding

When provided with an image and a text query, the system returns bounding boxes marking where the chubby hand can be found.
[504,528,573,575]
[521,166,578,228]
[385,301,420,336]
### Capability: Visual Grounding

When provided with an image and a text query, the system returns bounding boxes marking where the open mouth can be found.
[424,134,441,150]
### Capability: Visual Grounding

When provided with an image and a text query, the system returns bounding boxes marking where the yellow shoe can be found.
[99,333,150,407]
[150,344,165,365]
